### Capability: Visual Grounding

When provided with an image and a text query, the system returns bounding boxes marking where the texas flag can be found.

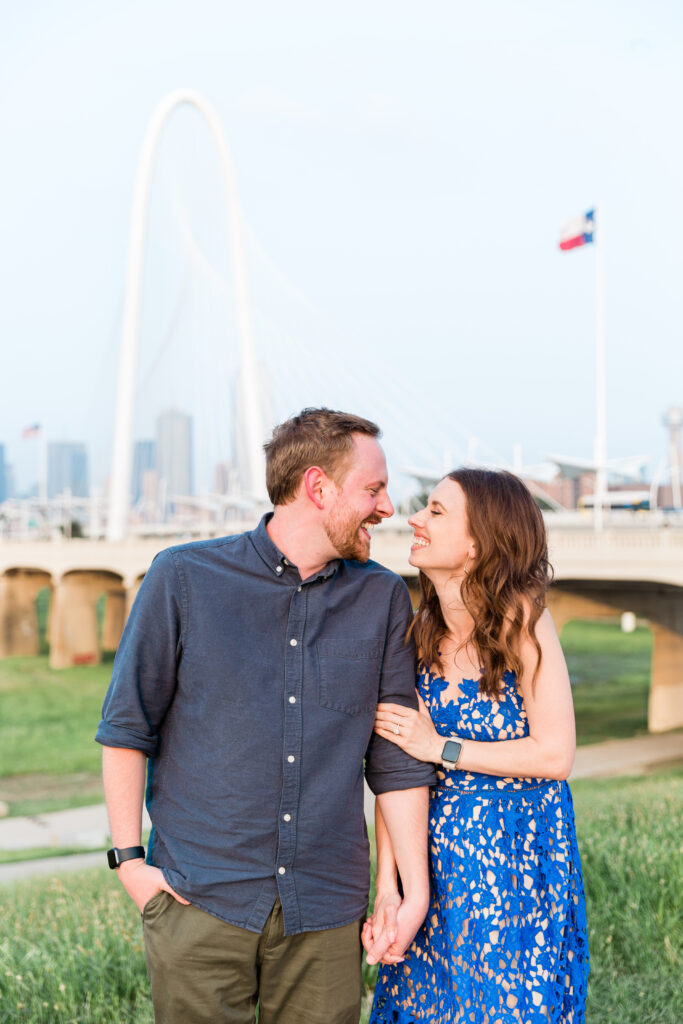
[559,209,595,251]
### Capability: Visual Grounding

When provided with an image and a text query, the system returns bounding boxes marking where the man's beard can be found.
[324,496,371,562]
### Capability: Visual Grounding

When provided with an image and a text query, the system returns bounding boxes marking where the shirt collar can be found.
[250,513,341,582]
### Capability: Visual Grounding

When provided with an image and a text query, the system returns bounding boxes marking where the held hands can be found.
[374,691,443,765]
[116,859,190,913]
[362,892,402,965]
[362,890,430,966]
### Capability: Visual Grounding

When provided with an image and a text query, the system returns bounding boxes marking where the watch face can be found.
[442,740,462,765]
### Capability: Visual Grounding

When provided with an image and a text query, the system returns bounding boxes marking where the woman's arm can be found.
[374,610,576,781]
[361,800,401,963]
[374,798,399,896]
[362,796,429,966]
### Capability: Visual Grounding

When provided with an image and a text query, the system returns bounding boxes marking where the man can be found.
[96,408,435,1024]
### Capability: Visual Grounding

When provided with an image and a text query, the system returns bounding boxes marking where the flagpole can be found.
[593,205,606,533]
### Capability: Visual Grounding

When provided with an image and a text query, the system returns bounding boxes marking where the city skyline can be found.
[2,413,679,513]
[2,392,681,507]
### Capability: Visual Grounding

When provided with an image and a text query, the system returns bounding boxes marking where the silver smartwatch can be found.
[441,739,463,770]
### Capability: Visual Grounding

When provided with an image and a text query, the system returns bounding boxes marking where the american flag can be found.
[22,423,42,439]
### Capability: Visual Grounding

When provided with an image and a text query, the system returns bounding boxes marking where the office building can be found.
[47,442,89,499]
[156,410,193,507]
[132,440,156,503]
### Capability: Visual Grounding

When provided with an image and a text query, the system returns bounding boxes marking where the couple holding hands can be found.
[97,407,588,1024]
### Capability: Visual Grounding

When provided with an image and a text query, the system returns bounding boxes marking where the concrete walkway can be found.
[0,803,151,853]
[0,805,151,885]
[570,730,683,779]
[1,730,681,885]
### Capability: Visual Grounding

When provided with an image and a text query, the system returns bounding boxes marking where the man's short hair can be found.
[264,408,381,506]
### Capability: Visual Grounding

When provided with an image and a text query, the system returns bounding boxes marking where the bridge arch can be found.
[549,580,683,733]
[108,89,265,542]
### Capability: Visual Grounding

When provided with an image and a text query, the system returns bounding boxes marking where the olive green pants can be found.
[142,891,363,1024]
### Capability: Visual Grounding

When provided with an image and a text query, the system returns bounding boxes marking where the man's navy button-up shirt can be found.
[96,515,435,935]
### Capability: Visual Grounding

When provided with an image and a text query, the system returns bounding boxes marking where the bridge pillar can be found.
[649,624,683,733]
[49,570,125,669]
[49,574,101,669]
[0,569,52,657]
[102,587,127,650]
[549,581,683,734]
[125,575,145,618]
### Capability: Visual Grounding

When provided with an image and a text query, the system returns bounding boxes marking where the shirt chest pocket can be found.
[317,637,384,716]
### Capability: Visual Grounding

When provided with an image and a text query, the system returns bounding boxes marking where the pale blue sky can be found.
[2,1,682,496]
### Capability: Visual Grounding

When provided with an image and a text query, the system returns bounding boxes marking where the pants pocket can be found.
[141,889,170,922]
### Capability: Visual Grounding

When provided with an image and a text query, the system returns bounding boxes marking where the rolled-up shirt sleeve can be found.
[364,579,437,795]
[95,548,183,757]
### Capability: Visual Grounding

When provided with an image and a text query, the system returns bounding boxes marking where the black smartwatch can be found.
[107,846,146,869]
[441,739,463,770]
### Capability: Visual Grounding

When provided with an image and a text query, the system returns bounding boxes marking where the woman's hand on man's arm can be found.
[374,691,443,764]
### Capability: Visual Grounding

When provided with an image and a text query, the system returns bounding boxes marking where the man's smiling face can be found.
[323,435,394,561]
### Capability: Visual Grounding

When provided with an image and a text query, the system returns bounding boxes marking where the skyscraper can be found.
[156,411,193,509]
[132,440,156,503]
[47,442,89,498]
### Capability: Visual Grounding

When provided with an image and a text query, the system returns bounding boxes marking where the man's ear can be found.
[303,466,327,510]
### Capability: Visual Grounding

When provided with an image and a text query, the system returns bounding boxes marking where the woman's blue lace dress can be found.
[370,667,589,1024]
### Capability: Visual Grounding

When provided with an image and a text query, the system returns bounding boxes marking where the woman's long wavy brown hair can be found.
[409,468,553,696]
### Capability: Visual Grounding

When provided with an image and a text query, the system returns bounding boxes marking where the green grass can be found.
[0,872,153,1023]
[571,769,683,1023]
[1,770,680,1024]
[0,656,111,779]
[560,620,653,745]
[7,790,105,820]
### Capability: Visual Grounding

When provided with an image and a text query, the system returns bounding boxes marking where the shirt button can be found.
[297,586,302,592]
[278,866,286,875]
[288,696,296,704]
[289,638,298,647]
[275,565,283,574]
[283,813,291,822]
[287,755,295,763]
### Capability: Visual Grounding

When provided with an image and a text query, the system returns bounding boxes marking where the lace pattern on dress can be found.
[369,668,589,1024]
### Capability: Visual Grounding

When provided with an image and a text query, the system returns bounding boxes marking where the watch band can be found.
[441,739,463,770]
[107,845,146,869]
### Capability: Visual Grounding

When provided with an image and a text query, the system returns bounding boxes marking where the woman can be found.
[366,468,589,1024]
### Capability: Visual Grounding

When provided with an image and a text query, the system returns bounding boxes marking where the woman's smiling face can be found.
[407,477,475,575]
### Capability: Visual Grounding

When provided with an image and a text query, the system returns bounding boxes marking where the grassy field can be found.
[562,620,652,746]
[0,768,680,1024]
[570,769,683,1024]
[0,656,111,817]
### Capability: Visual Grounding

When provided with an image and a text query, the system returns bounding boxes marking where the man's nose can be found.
[377,491,394,518]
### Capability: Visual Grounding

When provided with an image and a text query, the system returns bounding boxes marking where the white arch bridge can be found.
[1,523,682,733]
